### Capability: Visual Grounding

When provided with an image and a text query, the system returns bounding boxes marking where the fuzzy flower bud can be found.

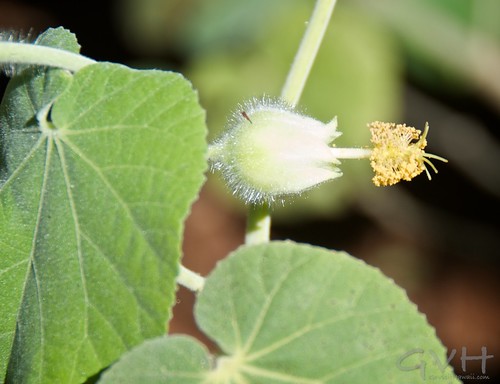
[369,121,448,186]
[209,98,344,204]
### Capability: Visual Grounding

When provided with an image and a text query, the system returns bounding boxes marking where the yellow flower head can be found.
[368,121,448,186]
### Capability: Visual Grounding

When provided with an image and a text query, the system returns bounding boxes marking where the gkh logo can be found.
[397,347,494,380]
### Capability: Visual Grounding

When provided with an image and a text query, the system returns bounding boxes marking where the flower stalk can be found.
[176,265,205,292]
[245,0,338,245]
[0,42,95,72]
[281,0,339,107]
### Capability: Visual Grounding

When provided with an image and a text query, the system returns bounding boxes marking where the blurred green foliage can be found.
[353,0,500,109]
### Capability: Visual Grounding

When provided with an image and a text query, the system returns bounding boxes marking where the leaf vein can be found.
[55,137,91,378]
[0,136,45,192]
[241,257,311,354]
[28,137,53,382]
[0,258,29,278]
[61,73,145,130]
[246,307,407,362]
[60,138,160,263]
[79,229,159,335]
[320,347,406,382]
[241,363,322,384]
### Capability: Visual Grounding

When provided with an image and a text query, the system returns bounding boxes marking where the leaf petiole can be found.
[176,265,205,292]
[0,42,95,72]
[245,0,338,245]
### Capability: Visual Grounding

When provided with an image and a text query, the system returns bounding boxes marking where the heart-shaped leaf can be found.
[0,30,206,382]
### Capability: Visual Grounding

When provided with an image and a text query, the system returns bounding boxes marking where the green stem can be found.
[0,42,96,72]
[245,0,338,245]
[176,265,205,292]
[245,203,272,244]
[280,0,338,107]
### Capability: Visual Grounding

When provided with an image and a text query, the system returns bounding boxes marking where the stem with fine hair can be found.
[245,203,272,244]
[245,0,338,245]
[281,0,338,107]
[0,42,96,72]
[176,265,205,292]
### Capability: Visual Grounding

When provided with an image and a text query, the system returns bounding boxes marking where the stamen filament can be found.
[422,152,448,179]
[423,166,432,180]
[423,157,438,175]
[330,147,372,159]
[424,153,449,163]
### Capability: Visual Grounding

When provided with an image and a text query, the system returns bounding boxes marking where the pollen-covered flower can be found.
[209,97,345,204]
[368,121,448,186]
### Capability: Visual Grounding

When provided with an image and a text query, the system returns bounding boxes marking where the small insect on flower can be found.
[368,121,448,186]
[241,111,253,124]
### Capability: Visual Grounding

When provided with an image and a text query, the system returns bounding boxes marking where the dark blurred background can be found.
[2,0,499,381]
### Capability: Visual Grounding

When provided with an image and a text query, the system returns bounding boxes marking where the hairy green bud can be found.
[209,98,343,204]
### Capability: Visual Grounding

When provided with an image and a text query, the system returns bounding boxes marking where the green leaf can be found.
[98,335,211,384]
[195,241,458,383]
[0,55,206,383]
[97,241,459,383]
[34,26,81,51]
[1,27,80,383]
